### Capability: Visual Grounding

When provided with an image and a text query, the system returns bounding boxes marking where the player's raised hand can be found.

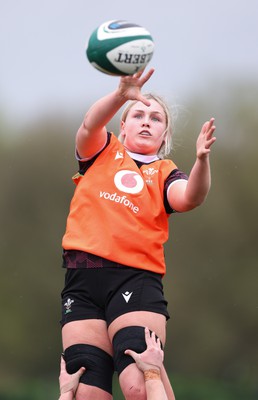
[196,117,216,159]
[118,68,155,106]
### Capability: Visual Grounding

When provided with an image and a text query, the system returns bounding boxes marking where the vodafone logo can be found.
[114,170,144,194]
[99,170,143,214]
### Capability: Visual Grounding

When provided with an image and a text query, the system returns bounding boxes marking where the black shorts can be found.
[60,266,170,327]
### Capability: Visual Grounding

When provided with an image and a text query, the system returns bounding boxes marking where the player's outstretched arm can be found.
[76,68,154,159]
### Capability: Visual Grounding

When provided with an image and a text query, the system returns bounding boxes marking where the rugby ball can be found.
[86,20,154,76]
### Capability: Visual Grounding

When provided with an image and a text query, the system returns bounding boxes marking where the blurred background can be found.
[1,0,258,399]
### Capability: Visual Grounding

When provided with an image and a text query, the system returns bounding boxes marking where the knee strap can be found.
[63,344,114,394]
[112,326,163,376]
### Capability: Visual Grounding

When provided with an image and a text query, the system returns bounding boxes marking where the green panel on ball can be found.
[86,27,154,76]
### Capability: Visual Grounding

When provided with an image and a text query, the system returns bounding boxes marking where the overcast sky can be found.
[1,0,258,125]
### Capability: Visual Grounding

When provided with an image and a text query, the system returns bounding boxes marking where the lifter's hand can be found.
[59,356,85,396]
[124,327,164,372]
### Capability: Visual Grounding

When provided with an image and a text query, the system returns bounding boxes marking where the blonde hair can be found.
[118,93,173,159]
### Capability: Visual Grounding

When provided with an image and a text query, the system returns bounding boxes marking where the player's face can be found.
[120,99,167,155]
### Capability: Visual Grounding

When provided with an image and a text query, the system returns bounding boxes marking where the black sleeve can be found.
[164,169,189,214]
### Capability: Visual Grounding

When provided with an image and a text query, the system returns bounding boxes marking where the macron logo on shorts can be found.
[122,291,133,303]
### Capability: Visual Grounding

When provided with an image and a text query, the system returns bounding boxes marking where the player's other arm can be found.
[168,118,216,212]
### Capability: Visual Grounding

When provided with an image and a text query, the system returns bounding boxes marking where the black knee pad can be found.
[63,344,114,394]
[112,326,163,376]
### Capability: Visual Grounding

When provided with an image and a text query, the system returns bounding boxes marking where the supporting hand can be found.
[59,356,85,397]
[124,327,164,372]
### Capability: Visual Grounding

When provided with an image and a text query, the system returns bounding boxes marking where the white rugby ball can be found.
[86,20,154,76]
